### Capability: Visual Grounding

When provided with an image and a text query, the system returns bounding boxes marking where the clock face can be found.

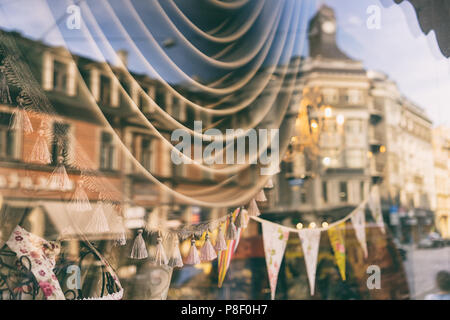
[322,21,336,34]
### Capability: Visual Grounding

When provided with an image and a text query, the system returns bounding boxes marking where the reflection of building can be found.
[433,126,450,238]
[0,30,235,252]
[265,5,436,243]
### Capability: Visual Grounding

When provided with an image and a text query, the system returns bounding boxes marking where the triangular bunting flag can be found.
[351,206,368,258]
[298,228,321,296]
[368,186,385,234]
[218,208,242,288]
[328,221,346,281]
[262,222,289,300]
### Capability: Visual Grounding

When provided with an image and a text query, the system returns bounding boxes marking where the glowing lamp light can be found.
[380,145,386,153]
[336,114,345,125]
[311,120,318,130]
[309,222,316,229]
[296,223,303,230]
[322,157,331,166]
[324,106,332,118]
[322,222,329,228]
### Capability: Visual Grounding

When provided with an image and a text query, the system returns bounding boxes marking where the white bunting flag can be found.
[351,206,368,258]
[368,186,385,234]
[298,228,321,296]
[262,222,289,300]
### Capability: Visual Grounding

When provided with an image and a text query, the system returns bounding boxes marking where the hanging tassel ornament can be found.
[0,65,12,105]
[130,229,148,260]
[214,224,227,252]
[264,178,274,189]
[85,203,110,233]
[30,124,51,164]
[225,215,237,240]
[10,96,33,134]
[69,180,92,212]
[153,233,168,266]
[247,199,260,217]
[185,236,200,265]
[200,232,217,262]
[255,189,267,202]
[168,237,183,268]
[48,156,71,191]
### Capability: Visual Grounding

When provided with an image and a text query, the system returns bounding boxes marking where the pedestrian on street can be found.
[425,271,450,300]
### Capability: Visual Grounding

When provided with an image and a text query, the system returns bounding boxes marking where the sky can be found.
[0,0,448,126]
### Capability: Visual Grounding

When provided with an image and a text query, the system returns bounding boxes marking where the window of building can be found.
[141,138,152,171]
[346,149,365,168]
[155,86,165,109]
[300,187,307,204]
[100,74,111,106]
[53,60,68,92]
[322,181,328,203]
[339,181,348,202]
[346,89,363,104]
[100,131,115,170]
[0,112,16,159]
[360,181,365,201]
[322,88,338,104]
[51,122,70,165]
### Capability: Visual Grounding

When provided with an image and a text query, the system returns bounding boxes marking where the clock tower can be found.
[308,5,351,60]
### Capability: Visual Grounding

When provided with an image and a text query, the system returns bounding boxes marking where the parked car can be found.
[417,233,445,249]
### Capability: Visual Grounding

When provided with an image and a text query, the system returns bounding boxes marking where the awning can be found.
[39,201,126,241]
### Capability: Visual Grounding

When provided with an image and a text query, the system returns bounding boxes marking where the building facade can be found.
[433,126,450,239]
[265,5,436,243]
